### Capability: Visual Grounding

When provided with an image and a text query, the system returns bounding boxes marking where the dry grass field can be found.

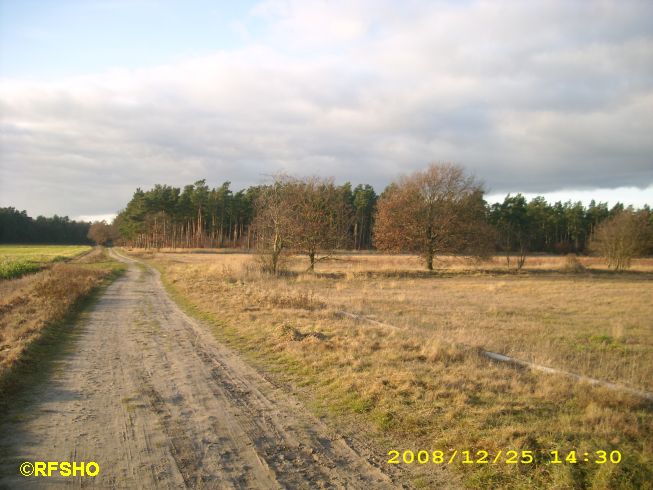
[132,249,652,489]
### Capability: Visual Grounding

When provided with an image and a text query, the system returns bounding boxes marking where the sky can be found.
[1,0,652,222]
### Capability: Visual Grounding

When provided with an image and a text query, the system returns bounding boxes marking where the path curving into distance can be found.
[0,249,398,489]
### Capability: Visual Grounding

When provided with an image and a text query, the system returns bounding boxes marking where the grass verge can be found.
[0,251,125,414]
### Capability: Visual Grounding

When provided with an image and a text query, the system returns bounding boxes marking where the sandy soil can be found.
[0,250,397,489]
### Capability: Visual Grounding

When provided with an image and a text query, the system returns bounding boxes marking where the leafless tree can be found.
[87,220,116,246]
[288,177,353,271]
[251,177,296,274]
[590,210,651,271]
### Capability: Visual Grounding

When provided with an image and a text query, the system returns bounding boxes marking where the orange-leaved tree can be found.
[374,163,493,270]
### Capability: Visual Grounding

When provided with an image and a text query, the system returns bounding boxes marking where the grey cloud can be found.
[1,0,652,217]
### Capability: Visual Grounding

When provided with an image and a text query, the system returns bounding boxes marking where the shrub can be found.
[590,211,651,271]
[560,254,586,273]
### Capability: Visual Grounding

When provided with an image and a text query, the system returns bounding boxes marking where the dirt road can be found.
[0,250,396,489]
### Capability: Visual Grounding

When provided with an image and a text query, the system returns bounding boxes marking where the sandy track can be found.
[0,250,396,489]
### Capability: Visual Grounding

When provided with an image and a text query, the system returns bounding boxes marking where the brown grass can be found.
[137,250,653,489]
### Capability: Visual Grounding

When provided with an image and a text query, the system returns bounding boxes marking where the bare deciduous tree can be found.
[590,210,651,271]
[87,220,116,246]
[252,176,354,274]
[374,163,493,270]
[252,177,296,275]
[288,177,353,271]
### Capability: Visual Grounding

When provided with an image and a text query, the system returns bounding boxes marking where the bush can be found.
[590,211,651,271]
[254,250,289,275]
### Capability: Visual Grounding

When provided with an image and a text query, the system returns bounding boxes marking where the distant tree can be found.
[0,207,33,242]
[590,210,651,271]
[287,177,353,271]
[524,196,554,252]
[586,200,610,240]
[374,163,493,270]
[352,184,377,249]
[490,194,530,269]
[0,207,91,244]
[87,221,115,246]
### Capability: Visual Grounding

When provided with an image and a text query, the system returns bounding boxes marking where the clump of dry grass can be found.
[560,253,587,273]
[260,290,325,310]
[276,322,305,341]
[276,322,329,342]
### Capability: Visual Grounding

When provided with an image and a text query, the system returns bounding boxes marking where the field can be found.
[0,245,91,279]
[135,250,653,489]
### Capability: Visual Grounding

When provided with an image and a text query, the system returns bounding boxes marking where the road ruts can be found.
[0,249,398,489]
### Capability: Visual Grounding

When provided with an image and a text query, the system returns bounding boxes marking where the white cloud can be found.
[486,185,653,209]
[74,213,117,223]
[1,0,652,217]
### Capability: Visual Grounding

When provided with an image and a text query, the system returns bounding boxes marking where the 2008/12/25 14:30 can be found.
[387,449,622,465]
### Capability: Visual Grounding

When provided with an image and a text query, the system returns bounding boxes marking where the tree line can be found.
[114,166,651,266]
[0,207,92,244]
[4,165,649,271]
[113,179,378,253]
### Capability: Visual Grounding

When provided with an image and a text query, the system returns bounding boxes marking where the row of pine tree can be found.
[113,179,644,254]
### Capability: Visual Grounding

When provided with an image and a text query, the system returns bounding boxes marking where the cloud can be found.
[1,0,652,217]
